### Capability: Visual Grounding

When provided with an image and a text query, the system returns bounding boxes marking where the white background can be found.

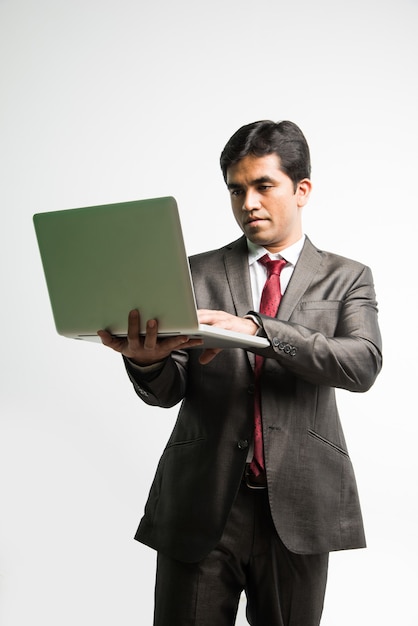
[1,0,417,624]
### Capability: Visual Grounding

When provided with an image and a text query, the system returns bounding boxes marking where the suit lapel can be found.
[223,236,255,318]
[278,237,322,321]
[223,237,257,367]
[221,236,322,357]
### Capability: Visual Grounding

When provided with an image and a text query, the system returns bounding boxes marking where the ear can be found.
[296,178,312,207]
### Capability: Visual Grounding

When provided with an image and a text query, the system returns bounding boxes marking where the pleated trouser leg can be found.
[153,483,329,626]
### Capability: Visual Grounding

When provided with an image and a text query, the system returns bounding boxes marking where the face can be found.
[226,153,312,253]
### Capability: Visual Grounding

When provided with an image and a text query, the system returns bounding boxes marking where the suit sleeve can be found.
[251,265,382,392]
[123,350,189,408]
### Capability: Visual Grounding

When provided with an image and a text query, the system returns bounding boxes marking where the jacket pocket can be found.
[292,301,342,335]
[298,300,342,310]
[308,429,349,457]
[165,437,206,449]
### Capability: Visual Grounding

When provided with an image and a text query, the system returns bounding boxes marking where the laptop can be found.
[33,196,269,349]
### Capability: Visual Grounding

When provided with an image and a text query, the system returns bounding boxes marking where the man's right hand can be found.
[97,309,203,366]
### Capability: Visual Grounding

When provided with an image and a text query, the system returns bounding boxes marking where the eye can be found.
[230,189,243,197]
[258,185,272,192]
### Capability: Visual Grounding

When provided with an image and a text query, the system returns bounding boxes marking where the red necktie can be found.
[250,254,287,477]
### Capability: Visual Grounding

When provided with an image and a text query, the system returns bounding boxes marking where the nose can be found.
[242,189,262,212]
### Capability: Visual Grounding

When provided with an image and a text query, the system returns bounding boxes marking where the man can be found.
[98,120,382,626]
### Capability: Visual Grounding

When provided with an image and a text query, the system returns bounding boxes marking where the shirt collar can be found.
[247,235,306,267]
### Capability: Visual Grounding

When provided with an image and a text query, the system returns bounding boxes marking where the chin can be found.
[247,232,272,247]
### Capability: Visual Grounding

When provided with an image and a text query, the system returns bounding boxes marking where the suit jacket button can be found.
[237,439,249,450]
[272,337,280,347]
[247,384,255,395]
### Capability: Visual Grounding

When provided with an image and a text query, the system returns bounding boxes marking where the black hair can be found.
[220,120,311,190]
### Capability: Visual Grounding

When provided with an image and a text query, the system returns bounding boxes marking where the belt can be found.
[244,464,267,489]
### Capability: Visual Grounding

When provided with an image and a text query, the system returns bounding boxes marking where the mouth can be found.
[246,216,267,226]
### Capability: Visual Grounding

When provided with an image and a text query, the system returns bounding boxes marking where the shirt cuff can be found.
[125,358,165,374]
[244,314,262,335]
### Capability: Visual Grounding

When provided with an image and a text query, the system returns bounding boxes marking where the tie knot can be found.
[259,254,287,276]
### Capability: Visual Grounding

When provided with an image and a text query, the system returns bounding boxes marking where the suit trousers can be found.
[153,481,329,626]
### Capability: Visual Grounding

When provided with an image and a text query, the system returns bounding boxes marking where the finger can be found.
[197,309,218,324]
[199,348,222,364]
[127,309,141,345]
[97,329,125,352]
[175,337,204,350]
[143,319,159,351]
[97,329,113,345]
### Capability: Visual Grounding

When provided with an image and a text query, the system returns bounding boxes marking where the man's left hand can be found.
[197,309,259,364]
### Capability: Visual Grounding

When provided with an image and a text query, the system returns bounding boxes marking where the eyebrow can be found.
[226,175,276,190]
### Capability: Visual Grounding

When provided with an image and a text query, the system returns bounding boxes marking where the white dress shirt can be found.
[246,235,306,310]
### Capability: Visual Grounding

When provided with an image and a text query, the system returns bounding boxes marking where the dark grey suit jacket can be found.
[125,236,382,562]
